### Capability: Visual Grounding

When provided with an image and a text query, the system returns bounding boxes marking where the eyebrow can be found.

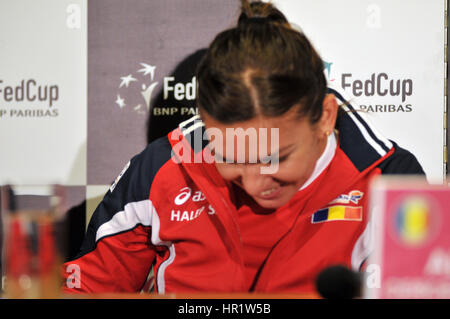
[214,143,296,164]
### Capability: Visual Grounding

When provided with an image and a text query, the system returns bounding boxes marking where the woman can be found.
[64,0,424,294]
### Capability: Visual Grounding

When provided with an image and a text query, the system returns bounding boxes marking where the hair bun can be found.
[238,1,288,27]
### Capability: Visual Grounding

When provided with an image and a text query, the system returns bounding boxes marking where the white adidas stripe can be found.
[178,114,200,129]
[182,121,205,136]
[341,103,390,157]
[357,111,393,150]
[330,85,393,154]
[95,199,175,294]
[149,204,175,294]
[95,199,153,242]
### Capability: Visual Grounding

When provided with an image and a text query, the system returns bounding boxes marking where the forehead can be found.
[202,111,312,144]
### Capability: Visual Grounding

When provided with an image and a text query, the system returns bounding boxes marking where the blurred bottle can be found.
[1,185,66,298]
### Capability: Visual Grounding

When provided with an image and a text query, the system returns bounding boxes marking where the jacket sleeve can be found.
[62,137,172,293]
[377,141,426,175]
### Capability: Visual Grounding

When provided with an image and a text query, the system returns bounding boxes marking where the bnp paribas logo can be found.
[114,62,158,115]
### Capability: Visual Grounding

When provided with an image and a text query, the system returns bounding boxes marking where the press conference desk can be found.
[64,292,320,299]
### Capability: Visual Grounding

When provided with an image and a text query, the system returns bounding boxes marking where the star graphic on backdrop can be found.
[134,104,146,115]
[115,94,126,108]
[119,74,137,88]
[114,62,159,114]
[137,63,156,81]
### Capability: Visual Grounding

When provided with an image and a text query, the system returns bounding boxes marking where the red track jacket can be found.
[63,90,424,294]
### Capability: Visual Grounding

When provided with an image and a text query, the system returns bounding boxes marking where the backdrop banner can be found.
[87,0,238,185]
[0,0,87,186]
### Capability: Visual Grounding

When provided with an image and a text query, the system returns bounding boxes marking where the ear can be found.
[318,94,338,136]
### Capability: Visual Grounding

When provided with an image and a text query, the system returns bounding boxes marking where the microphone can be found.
[315,265,362,299]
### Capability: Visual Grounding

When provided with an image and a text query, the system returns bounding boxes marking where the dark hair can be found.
[196,0,327,124]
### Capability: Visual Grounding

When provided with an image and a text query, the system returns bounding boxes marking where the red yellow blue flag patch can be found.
[311,205,363,224]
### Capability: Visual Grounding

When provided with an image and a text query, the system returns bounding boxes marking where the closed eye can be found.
[278,154,289,163]
[261,153,290,164]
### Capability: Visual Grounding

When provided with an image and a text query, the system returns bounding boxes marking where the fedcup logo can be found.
[171,120,280,174]
[115,62,158,115]
[115,62,199,117]
[342,71,414,112]
[0,79,59,118]
[323,59,414,113]
[393,196,437,246]
[342,73,412,104]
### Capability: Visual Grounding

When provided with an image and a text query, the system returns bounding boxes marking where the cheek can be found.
[272,148,319,183]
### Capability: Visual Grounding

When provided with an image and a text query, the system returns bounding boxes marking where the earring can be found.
[325,130,331,137]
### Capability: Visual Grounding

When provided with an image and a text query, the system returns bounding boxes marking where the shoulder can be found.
[330,88,393,172]
[134,135,173,181]
[75,136,173,258]
[95,135,173,225]
[329,87,425,176]
[111,135,173,198]
[377,141,426,175]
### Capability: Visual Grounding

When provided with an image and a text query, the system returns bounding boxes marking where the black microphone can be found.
[315,264,362,299]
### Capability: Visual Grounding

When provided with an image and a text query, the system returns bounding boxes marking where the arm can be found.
[63,137,172,293]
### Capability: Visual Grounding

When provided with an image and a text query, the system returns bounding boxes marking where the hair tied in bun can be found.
[238,1,288,27]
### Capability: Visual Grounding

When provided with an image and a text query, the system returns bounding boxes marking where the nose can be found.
[239,165,273,196]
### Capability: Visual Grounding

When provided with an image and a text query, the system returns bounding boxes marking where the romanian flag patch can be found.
[311,206,363,224]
